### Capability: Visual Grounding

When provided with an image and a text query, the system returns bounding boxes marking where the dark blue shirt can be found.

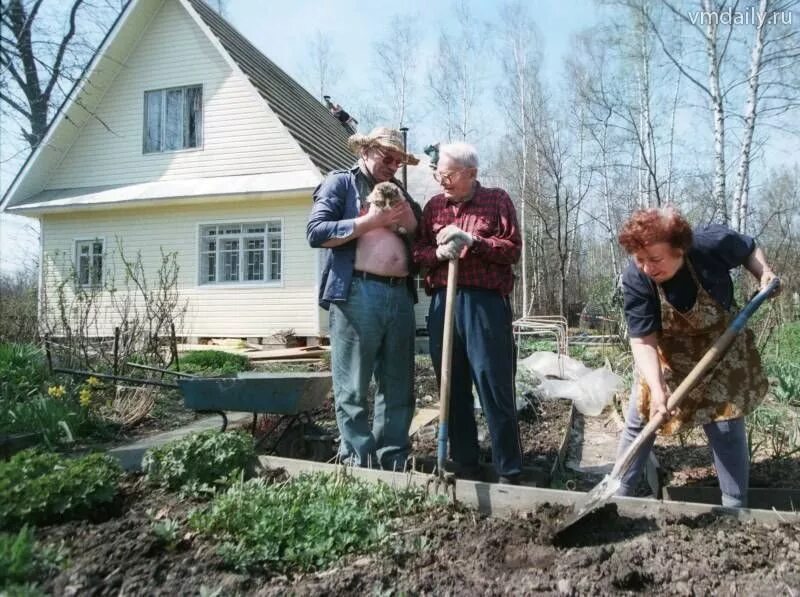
[622,224,756,338]
[306,164,421,309]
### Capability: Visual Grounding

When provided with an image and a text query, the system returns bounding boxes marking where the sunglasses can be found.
[374,149,405,167]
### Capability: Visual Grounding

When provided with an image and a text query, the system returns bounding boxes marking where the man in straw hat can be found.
[307,127,422,469]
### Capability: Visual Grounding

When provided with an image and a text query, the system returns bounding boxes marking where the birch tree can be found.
[371,14,421,128]
[427,0,487,142]
[495,0,544,316]
[302,30,343,102]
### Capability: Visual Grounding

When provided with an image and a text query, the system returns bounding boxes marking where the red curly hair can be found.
[618,206,693,254]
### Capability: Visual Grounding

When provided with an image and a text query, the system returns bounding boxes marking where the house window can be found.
[76,239,104,287]
[143,85,202,153]
[200,221,282,284]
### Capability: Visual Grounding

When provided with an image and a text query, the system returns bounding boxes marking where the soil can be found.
[39,476,800,596]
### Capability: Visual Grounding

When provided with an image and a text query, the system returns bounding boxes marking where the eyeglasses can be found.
[433,169,466,184]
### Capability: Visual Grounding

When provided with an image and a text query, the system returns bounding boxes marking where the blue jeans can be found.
[329,277,415,469]
[616,381,750,507]
[428,288,523,477]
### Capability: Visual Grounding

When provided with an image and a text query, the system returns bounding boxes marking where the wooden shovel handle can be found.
[437,259,459,469]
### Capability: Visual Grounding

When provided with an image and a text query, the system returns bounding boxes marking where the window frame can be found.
[74,237,105,288]
[196,218,284,288]
[142,84,204,154]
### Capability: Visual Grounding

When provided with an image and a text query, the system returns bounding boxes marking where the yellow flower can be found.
[87,376,102,387]
[79,387,93,408]
[47,385,66,399]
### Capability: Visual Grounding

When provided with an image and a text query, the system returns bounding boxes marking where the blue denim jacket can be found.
[307,165,421,309]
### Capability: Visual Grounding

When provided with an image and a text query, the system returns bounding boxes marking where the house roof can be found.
[1,0,355,213]
[185,0,354,175]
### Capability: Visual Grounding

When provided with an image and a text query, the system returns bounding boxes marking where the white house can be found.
[0,0,438,343]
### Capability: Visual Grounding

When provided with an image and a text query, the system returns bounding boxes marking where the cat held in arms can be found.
[365,181,407,234]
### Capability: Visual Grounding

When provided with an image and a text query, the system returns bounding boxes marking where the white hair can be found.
[438,142,479,169]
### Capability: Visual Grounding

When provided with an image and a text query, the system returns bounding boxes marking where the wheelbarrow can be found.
[54,364,333,458]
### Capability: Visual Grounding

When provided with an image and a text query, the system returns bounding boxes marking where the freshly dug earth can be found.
[40,478,800,596]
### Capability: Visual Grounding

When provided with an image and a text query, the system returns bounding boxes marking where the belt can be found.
[352,269,408,287]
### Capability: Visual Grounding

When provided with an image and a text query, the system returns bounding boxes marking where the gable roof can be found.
[185,0,354,174]
[1,0,355,213]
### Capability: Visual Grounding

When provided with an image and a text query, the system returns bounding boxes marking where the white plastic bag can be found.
[518,351,591,380]
[537,367,623,416]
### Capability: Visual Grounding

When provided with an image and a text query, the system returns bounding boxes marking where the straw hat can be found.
[347,127,419,165]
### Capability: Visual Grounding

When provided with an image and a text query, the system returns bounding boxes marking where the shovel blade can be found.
[556,475,622,535]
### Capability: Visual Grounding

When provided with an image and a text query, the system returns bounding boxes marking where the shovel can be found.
[437,258,459,479]
[556,276,780,536]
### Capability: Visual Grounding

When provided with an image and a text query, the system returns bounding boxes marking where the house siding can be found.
[40,196,322,338]
[45,0,312,191]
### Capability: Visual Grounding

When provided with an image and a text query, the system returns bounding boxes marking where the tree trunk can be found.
[732,0,768,234]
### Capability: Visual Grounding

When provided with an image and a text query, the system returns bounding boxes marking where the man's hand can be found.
[436,241,463,261]
[436,224,474,247]
[364,202,405,230]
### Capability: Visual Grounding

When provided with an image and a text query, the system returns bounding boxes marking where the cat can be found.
[365,181,406,234]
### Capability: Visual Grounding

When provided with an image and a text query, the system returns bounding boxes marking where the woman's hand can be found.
[649,385,675,421]
[760,269,781,297]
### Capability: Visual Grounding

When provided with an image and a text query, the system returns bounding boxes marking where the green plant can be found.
[0,344,48,402]
[189,472,441,573]
[151,517,181,550]
[0,526,63,590]
[0,394,114,448]
[142,430,255,496]
[766,361,800,407]
[0,449,121,529]
[176,350,251,377]
[747,401,800,459]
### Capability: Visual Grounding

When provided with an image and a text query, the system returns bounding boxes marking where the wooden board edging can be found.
[257,455,800,526]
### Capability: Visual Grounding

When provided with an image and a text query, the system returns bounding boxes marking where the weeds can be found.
[189,472,442,573]
[176,350,251,377]
[0,526,64,590]
[0,449,121,529]
[142,430,255,497]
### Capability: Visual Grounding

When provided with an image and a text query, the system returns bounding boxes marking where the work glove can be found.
[436,224,474,247]
[435,240,463,261]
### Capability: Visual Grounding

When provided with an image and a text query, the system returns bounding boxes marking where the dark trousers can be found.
[428,287,523,477]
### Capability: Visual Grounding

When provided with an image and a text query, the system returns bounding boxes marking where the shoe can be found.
[498,474,521,486]
[457,464,483,481]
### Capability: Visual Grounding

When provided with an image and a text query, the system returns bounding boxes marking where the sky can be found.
[0,0,601,274]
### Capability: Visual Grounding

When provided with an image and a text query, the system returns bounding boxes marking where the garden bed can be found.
[33,464,800,596]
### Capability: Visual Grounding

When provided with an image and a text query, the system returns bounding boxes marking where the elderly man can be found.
[413,142,523,484]
[307,127,422,469]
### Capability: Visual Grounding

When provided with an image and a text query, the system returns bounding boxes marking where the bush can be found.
[0,450,121,529]
[0,526,61,590]
[0,344,48,402]
[142,430,255,496]
[176,350,251,377]
[189,472,439,573]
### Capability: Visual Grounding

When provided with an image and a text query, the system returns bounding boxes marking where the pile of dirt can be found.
[40,479,800,595]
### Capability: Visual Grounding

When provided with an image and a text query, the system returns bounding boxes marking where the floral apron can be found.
[638,260,768,435]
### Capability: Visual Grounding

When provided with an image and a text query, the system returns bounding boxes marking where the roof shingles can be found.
[186,0,354,174]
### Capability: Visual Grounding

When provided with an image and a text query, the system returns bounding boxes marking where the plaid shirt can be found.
[413,182,521,296]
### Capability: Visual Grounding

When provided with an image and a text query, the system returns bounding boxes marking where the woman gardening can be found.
[615,206,780,508]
